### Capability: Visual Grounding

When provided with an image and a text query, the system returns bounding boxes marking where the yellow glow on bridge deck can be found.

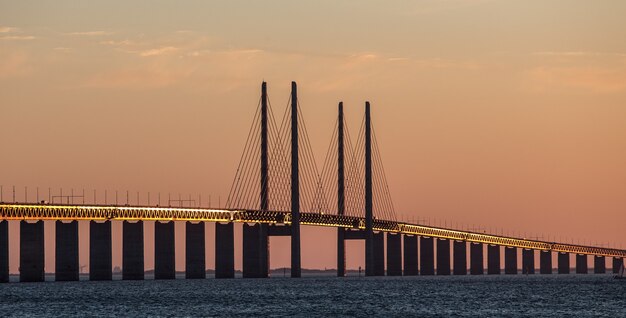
[1,203,624,258]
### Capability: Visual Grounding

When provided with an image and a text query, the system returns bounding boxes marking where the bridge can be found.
[0,82,623,282]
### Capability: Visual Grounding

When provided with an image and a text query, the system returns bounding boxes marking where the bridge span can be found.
[0,202,623,282]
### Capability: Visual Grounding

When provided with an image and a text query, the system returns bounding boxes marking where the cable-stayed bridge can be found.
[0,82,624,282]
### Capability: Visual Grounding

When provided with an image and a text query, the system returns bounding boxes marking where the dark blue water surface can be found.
[1,274,624,317]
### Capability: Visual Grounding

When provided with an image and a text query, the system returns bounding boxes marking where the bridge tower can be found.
[337,102,346,277]
[290,81,302,278]
[365,101,375,276]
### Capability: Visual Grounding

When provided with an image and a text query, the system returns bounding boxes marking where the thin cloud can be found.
[533,51,626,58]
[0,26,18,33]
[139,46,179,57]
[0,35,36,41]
[67,31,114,36]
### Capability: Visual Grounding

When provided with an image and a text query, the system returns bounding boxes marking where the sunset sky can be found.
[1,1,625,273]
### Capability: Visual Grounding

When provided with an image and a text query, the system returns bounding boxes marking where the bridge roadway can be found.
[2,203,624,258]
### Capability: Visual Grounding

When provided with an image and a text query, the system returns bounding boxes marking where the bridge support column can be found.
[420,237,434,275]
[453,241,467,275]
[20,220,44,282]
[373,232,385,276]
[470,243,483,275]
[403,235,418,276]
[437,239,450,275]
[89,220,111,281]
[0,220,9,283]
[558,252,570,274]
[594,256,605,274]
[56,220,79,281]
[186,222,205,279]
[215,222,234,278]
[122,221,144,280]
[487,245,500,275]
[337,228,345,277]
[504,247,517,274]
[243,223,268,278]
[386,233,402,276]
[155,221,175,279]
[540,251,552,274]
[613,257,623,274]
[522,249,534,274]
[576,254,588,274]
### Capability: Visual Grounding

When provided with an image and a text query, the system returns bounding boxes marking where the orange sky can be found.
[1,1,625,273]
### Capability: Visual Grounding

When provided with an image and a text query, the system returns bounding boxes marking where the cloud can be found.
[67,31,114,36]
[139,46,179,57]
[533,51,626,58]
[404,0,495,15]
[0,26,18,33]
[0,51,33,79]
[0,35,36,41]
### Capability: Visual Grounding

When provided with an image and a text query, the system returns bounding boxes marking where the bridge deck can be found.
[1,203,624,258]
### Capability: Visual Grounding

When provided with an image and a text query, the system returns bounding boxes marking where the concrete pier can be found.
[470,243,483,275]
[20,220,45,282]
[594,256,605,274]
[540,251,552,274]
[576,254,588,274]
[154,221,175,279]
[215,222,234,278]
[522,249,534,274]
[337,228,345,277]
[487,245,500,275]
[55,220,79,281]
[373,232,385,276]
[403,235,418,276]
[122,221,144,280]
[614,257,623,274]
[420,237,434,275]
[504,247,517,274]
[386,233,402,276]
[89,221,112,281]
[558,252,570,274]
[437,239,450,275]
[0,220,9,283]
[243,223,269,278]
[186,222,205,279]
[453,241,467,275]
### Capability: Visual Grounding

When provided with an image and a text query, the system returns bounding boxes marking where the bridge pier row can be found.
[373,232,385,276]
[540,251,552,274]
[20,220,45,282]
[504,247,517,274]
[403,235,418,276]
[215,222,234,278]
[0,220,9,283]
[243,223,269,278]
[122,221,144,280]
[522,249,534,274]
[386,233,402,276]
[558,252,570,274]
[487,245,500,275]
[613,258,623,274]
[594,256,605,274]
[470,243,483,275]
[55,221,79,281]
[436,239,450,275]
[453,241,467,275]
[186,222,205,279]
[154,221,175,279]
[576,254,588,274]
[420,237,434,275]
[89,221,112,281]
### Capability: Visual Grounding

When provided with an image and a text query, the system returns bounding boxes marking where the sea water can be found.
[1,274,624,317]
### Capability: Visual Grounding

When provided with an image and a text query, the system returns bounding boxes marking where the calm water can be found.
[1,274,624,317]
